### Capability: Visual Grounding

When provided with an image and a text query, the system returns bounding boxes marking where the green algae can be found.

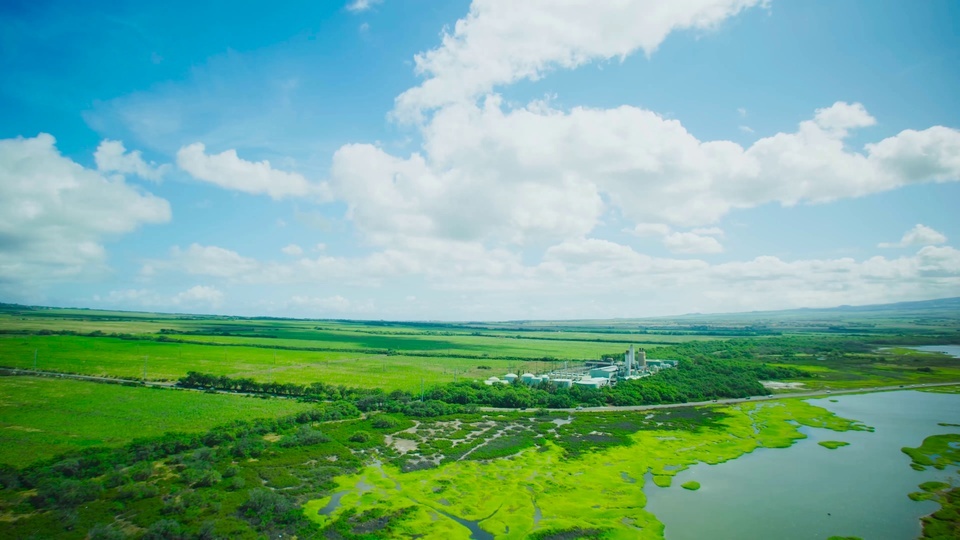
[818,441,850,450]
[304,399,871,539]
[680,481,700,491]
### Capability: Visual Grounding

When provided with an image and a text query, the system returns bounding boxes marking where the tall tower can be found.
[626,344,634,377]
[638,348,646,369]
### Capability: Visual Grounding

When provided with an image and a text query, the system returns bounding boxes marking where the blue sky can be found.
[1,0,958,320]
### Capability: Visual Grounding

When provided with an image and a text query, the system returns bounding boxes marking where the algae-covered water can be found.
[302,391,958,538]
[645,391,960,540]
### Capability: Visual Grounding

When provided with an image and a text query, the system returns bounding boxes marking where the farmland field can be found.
[0,376,313,466]
[0,306,700,392]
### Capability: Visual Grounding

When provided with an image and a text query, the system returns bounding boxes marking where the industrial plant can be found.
[484,345,677,388]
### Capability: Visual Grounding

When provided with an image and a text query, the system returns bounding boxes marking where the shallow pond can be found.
[644,391,960,540]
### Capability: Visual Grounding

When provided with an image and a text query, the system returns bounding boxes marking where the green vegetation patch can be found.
[680,481,700,491]
[908,482,960,539]
[528,527,611,539]
[0,376,312,466]
[818,441,850,450]
[306,399,869,538]
[901,434,960,471]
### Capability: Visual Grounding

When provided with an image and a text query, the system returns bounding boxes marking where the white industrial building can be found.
[498,343,675,390]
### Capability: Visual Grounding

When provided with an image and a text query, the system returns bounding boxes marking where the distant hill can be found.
[664,297,960,322]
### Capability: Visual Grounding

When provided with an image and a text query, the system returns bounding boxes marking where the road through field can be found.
[482,381,960,413]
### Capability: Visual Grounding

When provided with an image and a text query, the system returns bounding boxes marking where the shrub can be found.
[239,488,297,527]
[88,523,127,540]
[143,519,187,540]
[348,431,371,443]
[116,482,159,500]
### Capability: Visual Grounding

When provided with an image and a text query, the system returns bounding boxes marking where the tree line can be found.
[178,357,809,411]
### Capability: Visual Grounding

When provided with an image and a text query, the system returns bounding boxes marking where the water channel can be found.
[644,390,960,539]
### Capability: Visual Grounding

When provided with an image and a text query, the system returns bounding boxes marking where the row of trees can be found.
[179,357,809,412]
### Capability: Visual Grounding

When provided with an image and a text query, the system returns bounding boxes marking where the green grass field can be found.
[0,376,314,466]
[0,335,553,391]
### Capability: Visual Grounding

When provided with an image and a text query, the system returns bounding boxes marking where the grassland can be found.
[0,376,313,466]
[0,306,692,393]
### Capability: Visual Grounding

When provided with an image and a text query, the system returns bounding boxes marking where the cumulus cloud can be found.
[627,224,724,254]
[94,139,169,181]
[97,286,224,310]
[346,0,382,13]
[177,142,327,200]
[157,244,262,279]
[0,134,170,293]
[281,244,304,256]
[879,224,948,248]
[395,0,766,119]
[333,99,960,250]
[173,285,224,307]
[663,232,724,254]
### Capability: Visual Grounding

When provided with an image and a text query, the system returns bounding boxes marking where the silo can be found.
[504,373,518,383]
[521,373,535,384]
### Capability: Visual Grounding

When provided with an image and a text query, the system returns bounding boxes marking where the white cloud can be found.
[281,244,304,256]
[94,139,169,181]
[812,101,876,135]
[176,142,328,200]
[879,224,948,248]
[737,107,747,117]
[739,125,754,133]
[0,134,170,294]
[663,231,724,254]
[173,285,224,307]
[628,224,724,253]
[629,223,672,237]
[346,0,382,13]
[334,99,960,250]
[97,286,224,310]
[394,0,766,119]
[159,244,262,279]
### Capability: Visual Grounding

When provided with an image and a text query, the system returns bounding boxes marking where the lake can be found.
[644,390,960,540]
[904,345,960,358]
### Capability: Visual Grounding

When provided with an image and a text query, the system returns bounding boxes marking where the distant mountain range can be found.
[661,296,960,324]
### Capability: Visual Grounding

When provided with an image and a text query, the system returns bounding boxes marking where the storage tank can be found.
[504,373,518,383]
[521,373,535,384]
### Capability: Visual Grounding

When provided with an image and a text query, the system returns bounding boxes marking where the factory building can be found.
[589,365,619,380]
[574,377,609,389]
[498,345,674,391]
